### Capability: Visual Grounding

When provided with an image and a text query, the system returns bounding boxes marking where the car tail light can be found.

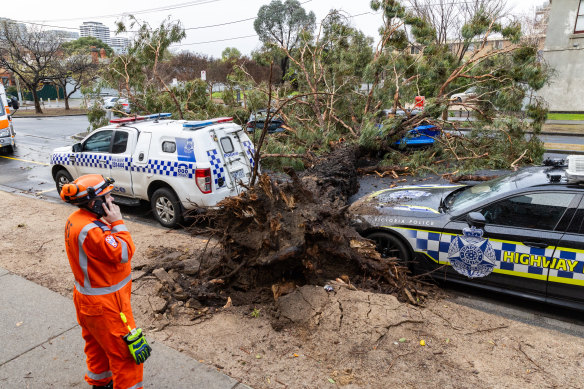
[247,122,255,128]
[122,103,129,107]
[195,168,212,193]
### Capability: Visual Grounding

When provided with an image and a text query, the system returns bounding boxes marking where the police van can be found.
[50,114,258,227]
[0,84,18,153]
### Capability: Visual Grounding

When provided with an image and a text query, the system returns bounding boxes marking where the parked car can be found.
[394,124,441,148]
[50,115,257,228]
[450,87,477,103]
[349,158,584,310]
[381,108,421,118]
[0,84,16,153]
[103,97,131,114]
[246,109,286,133]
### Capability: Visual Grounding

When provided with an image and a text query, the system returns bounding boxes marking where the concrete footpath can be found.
[0,268,251,389]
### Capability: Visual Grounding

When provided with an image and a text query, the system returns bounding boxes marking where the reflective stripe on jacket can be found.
[65,209,136,295]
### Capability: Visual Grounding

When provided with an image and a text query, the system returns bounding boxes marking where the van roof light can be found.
[110,112,172,124]
[183,117,233,129]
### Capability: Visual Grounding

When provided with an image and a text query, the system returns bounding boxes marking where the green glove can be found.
[123,328,152,365]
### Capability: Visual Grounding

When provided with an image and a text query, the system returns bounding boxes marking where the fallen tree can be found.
[137,146,433,315]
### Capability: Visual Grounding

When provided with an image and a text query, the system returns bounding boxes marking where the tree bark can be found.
[31,88,43,114]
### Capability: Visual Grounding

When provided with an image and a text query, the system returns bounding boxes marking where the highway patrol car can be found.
[50,115,257,228]
[349,158,584,310]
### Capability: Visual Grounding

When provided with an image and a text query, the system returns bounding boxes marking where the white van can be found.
[0,84,17,153]
[50,114,258,227]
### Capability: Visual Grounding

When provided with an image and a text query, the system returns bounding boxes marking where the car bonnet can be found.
[350,184,464,217]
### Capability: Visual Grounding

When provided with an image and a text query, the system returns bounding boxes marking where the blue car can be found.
[375,123,441,148]
[394,124,441,148]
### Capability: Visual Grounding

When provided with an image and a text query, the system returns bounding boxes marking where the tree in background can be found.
[62,36,114,58]
[254,0,316,83]
[0,21,65,113]
[221,47,241,63]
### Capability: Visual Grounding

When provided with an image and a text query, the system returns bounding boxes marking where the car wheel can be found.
[55,169,73,194]
[151,187,184,228]
[455,97,462,103]
[367,231,413,269]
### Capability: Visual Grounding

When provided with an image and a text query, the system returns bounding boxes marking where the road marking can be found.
[544,143,584,152]
[0,155,49,166]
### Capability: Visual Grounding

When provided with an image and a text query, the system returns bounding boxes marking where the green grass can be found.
[547,113,584,121]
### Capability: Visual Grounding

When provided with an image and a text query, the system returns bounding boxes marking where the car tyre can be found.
[55,169,73,194]
[151,187,184,228]
[367,231,414,270]
[455,97,462,103]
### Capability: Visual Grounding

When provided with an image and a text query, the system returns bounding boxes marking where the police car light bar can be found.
[183,117,233,129]
[110,113,172,124]
[566,155,584,183]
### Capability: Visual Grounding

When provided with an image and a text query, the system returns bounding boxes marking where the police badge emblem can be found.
[447,227,496,278]
[184,138,194,154]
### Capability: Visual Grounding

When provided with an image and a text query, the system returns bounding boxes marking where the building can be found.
[538,0,584,111]
[47,30,79,42]
[79,21,111,46]
[111,36,130,54]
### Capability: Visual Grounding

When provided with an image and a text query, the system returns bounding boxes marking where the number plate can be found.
[232,169,245,180]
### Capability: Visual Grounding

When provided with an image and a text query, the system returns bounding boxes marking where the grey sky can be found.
[4,0,545,58]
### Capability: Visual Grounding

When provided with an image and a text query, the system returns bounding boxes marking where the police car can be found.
[349,158,584,310]
[50,114,257,228]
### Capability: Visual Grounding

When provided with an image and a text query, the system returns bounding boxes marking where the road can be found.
[0,116,155,224]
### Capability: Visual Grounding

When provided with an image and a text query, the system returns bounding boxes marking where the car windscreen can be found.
[447,170,531,212]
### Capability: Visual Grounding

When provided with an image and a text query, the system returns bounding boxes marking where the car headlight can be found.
[0,129,10,137]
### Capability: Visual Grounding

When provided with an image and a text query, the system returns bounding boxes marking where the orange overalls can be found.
[64,208,142,389]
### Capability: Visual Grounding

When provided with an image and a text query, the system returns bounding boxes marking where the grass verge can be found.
[547,113,584,121]
[12,108,87,117]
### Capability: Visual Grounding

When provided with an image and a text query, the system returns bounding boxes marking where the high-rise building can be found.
[111,36,130,54]
[79,21,111,46]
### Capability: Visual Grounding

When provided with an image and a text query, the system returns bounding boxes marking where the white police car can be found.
[349,158,584,310]
[50,114,258,228]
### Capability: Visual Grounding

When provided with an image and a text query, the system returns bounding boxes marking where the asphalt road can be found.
[2,115,584,334]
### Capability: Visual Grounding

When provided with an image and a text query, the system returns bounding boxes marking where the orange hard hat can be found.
[60,174,115,205]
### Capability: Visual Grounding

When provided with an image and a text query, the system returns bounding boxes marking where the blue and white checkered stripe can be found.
[206,149,225,186]
[75,154,111,169]
[132,160,196,178]
[548,248,584,284]
[391,227,584,285]
[242,140,255,168]
[51,153,73,166]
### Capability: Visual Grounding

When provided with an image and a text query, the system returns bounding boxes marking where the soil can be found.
[2,190,584,389]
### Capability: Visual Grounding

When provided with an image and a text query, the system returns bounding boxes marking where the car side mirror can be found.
[466,212,486,228]
[72,143,82,152]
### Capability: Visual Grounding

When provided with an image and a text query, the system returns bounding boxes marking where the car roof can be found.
[102,119,240,135]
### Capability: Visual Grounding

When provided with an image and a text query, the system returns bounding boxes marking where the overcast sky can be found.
[4,0,545,58]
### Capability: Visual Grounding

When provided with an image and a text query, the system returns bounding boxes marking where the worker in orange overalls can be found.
[61,174,151,389]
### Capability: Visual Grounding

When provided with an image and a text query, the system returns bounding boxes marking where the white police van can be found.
[50,114,258,227]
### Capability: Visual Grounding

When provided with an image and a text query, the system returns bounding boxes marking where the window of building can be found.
[493,40,503,49]
[576,0,584,33]
[410,46,420,55]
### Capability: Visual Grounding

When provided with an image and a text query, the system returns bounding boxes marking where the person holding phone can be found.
[60,174,150,389]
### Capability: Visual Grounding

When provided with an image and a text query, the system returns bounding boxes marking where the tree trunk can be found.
[64,96,70,110]
[31,88,43,114]
[280,56,289,84]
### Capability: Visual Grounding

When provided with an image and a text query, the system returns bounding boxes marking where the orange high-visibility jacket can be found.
[65,209,136,295]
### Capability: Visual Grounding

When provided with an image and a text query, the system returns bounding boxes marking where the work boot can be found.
[93,381,113,389]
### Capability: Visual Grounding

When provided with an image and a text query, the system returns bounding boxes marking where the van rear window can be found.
[162,141,176,153]
[220,137,234,154]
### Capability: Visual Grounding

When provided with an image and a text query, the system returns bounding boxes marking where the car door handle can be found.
[522,241,548,249]
[69,155,76,162]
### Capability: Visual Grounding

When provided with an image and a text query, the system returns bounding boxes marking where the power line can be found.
[172,8,375,48]
[25,0,220,23]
